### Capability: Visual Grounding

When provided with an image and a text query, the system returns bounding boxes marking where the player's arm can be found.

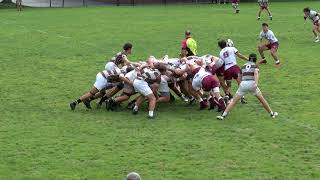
[236,51,249,61]
[123,56,140,67]
[119,74,133,86]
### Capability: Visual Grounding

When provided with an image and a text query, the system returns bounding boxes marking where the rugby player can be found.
[217,39,249,102]
[257,0,272,20]
[69,67,131,110]
[181,30,197,57]
[217,53,278,120]
[258,23,281,66]
[132,63,167,118]
[231,0,240,14]
[303,7,320,42]
[105,43,136,71]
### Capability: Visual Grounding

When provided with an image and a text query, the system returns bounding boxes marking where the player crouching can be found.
[303,7,320,42]
[69,68,131,110]
[217,53,278,120]
[132,63,167,118]
[231,0,240,14]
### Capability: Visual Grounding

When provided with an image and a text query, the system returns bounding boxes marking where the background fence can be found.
[3,0,316,8]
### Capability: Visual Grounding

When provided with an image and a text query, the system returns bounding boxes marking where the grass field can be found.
[1,2,320,179]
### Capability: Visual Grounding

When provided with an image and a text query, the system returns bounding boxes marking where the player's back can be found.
[219,47,238,70]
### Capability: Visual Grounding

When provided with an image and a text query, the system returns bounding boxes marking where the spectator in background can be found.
[181,30,197,57]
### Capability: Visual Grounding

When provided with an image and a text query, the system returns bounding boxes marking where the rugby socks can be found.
[275,60,280,64]
[76,99,82,104]
[148,111,154,117]
[222,112,228,117]
[133,105,139,111]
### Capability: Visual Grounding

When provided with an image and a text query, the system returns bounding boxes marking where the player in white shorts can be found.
[132,64,167,118]
[258,23,281,66]
[157,75,171,103]
[69,67,131,110]
[257,0,272,20]
[107,67,137,111]
[303,7,320,42]
[217,53,278,120]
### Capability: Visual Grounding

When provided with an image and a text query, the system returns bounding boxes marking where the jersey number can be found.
[223,52,229,58]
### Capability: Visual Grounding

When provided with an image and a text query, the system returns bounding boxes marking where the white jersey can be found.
[200,54,214,66]
[306,10,320,23]
[125,69,138,82]
[259,30,278,44]
[219,47,238,71]
[163,58,181,66]
[192,68,210,91]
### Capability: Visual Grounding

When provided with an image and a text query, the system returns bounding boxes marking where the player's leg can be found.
[257,6,263,20]
[257,44,269,64]
[270,47,280,65]
[255,89,278,118]
[70,86,99,110]
[212,89,226,112]
[146,93,157,118]
[157,92,170,103]
[217,95,241,120]
[266,7,272,20]
[313,24,320,42]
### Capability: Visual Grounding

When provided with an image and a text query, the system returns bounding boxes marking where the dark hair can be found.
[123,43,132,51]
[218,40,227,49]
[303,7,310,13]
[185,30,192,36]
[154,63,167,73]
[249,53,257,63]
[262,23,269,27]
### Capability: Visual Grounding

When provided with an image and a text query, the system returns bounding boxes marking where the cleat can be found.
[127,100,136,109]
[132,109,138,115]
[270,16,273,21]
[199,100,208,110]
[236,9,240,13]
[216,116,224,120]
[188,97,196,105]
[70,102,76,110]
[180,95,189,102]
[223,95,230,105]
[257,17,261,20]
[148,115,155,119]
[108,99,116,111]
[315,39,319,43]
[271,112,278,118]
[258,59,267,64]
[208,98,216,110]
[83,101,92,109]
[240,97,247,104]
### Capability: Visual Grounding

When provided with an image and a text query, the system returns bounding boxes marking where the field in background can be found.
[1,2,320,179]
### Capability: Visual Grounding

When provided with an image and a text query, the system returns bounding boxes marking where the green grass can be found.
[1,2,320,179]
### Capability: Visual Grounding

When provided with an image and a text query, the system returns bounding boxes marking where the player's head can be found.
[248,53,257,63]
[154,63,167,74]
[185,30,192,38]
[262,23,269,32]
[126,172,141,180]
[123,43,133,54]
[218,40,227,49]
[303,7,311,15]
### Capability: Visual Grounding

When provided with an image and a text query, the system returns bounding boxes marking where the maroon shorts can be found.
[224,65,240,81]
[266,42,279,50]
[202,75,220,92]
[215,66,225,76]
